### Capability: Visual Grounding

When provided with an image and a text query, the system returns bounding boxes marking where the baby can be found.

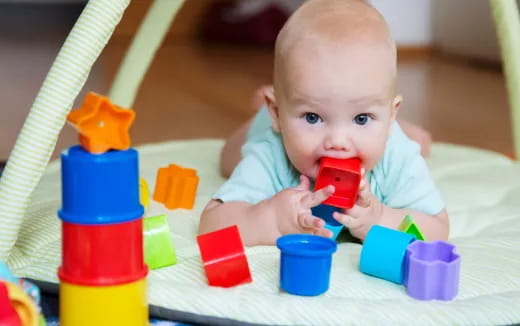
[200,0,449,245]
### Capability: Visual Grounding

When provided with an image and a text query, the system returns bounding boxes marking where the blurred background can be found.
[0,0,515,164]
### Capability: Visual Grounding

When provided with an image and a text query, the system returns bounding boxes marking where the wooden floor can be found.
[0,4,514,161]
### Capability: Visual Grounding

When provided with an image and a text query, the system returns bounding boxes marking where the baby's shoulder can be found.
[242,128,298,187]
[371,122,423,187]
[381,122,421,169]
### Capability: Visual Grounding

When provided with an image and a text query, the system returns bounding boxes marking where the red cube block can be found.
[314,157,361,209]
[197,225,252,287]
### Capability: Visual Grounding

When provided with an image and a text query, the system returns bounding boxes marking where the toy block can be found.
[140,177,150,211]
[398,215,425,241]
[311,204,344,240]
[67,92,135,154]
[360,225,416,284]
[0,282,22,326]
[314,157,361,209]
[404,240,461,300]
[277,234,337,296]
[144,215,177,270]
[153,164,199,210]
[197,225,252,288]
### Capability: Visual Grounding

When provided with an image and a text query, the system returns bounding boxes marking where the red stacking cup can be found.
[59,218,148,286]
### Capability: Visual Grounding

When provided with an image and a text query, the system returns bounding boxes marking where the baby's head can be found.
[265,0,401,179]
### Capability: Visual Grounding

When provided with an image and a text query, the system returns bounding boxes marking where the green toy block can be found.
[144,214,177,269]
[398,215,425,241]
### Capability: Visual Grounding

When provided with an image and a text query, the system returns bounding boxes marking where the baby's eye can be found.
[304,112,322,124]
[353,113,371,125]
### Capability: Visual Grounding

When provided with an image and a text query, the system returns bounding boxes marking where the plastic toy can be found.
[359,225,416,284]
[153,164,199,209]
[140,177,150,210]
[197,225,252,288]
[66,92,136,154]
[404,240,461,300]
[144,214,177,269]
[1,262,42,311]
[0,262,18,284]
[58,142,148,325]
[276,234,337,296]
[60,280,147,326]
[398,215,425,241]
[314,157,361,209]
[311,204,344,240]
[0,281,39,326]
[0,282,21,326]
[59,146,144,225]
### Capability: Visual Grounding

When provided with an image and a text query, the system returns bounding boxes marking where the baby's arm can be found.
[379,207,449,241]
[199,176,334,246]
[333,180,449,241]
[200,199,279,246]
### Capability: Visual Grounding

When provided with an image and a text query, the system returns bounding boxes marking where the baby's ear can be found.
[391,95,402,122]
[264,86,281,132]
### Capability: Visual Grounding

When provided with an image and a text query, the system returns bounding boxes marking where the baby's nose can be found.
[325,132,351,152]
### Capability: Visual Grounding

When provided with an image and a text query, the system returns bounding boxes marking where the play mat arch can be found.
[1,0,520,324]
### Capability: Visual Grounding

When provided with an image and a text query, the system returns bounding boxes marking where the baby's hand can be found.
[332,169,384,240]
[269,175,334,238]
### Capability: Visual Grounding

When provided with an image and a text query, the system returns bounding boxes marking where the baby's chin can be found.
[298,162,320,181]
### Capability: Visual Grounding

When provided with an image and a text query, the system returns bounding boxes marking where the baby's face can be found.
[269,41,400,179]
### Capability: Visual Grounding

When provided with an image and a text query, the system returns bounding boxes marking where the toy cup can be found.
[360,225,416,284]
[405,240,461,300]
[277,234,337,296]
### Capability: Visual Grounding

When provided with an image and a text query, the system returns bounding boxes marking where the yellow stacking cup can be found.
[60,278,148,326]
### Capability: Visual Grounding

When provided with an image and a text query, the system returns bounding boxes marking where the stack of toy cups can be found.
[58,145,148,326]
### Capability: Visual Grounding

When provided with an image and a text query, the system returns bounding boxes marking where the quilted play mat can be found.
[4,140,520,325]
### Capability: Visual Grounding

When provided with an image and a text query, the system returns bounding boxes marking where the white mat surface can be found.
[8,140,520,325]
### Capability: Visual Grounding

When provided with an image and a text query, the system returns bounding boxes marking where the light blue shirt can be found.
[214,108,444,216]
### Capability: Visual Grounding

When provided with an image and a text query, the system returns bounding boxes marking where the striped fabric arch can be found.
[0,0,185,260]
[490,0,520,158]
[0,0,130,261]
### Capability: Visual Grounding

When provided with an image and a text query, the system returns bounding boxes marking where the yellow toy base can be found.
[60,279,148,326]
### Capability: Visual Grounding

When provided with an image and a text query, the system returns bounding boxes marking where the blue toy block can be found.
[311,204,344,240]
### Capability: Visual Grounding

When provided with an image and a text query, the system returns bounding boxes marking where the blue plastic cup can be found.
[276,234,337,296]
[59,145,143,225]
[359,225,416,284]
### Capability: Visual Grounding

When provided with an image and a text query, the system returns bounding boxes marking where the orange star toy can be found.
[67,92,135,154]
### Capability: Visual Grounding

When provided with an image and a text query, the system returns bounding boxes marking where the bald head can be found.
[273,0,396,96]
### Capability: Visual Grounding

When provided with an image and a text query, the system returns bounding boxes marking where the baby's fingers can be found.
[301,185,335,208]
[356,179,371,208]
[333,211,363,229]
[298,212,325,229]
[294,175,311,191]
[313,227,333,238]
[299,213,333,238]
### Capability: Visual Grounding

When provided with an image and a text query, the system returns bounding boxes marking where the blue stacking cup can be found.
[311,204,344,240]
[359,225,416,284]
[276,234,337,296]
[59,145,144,225]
